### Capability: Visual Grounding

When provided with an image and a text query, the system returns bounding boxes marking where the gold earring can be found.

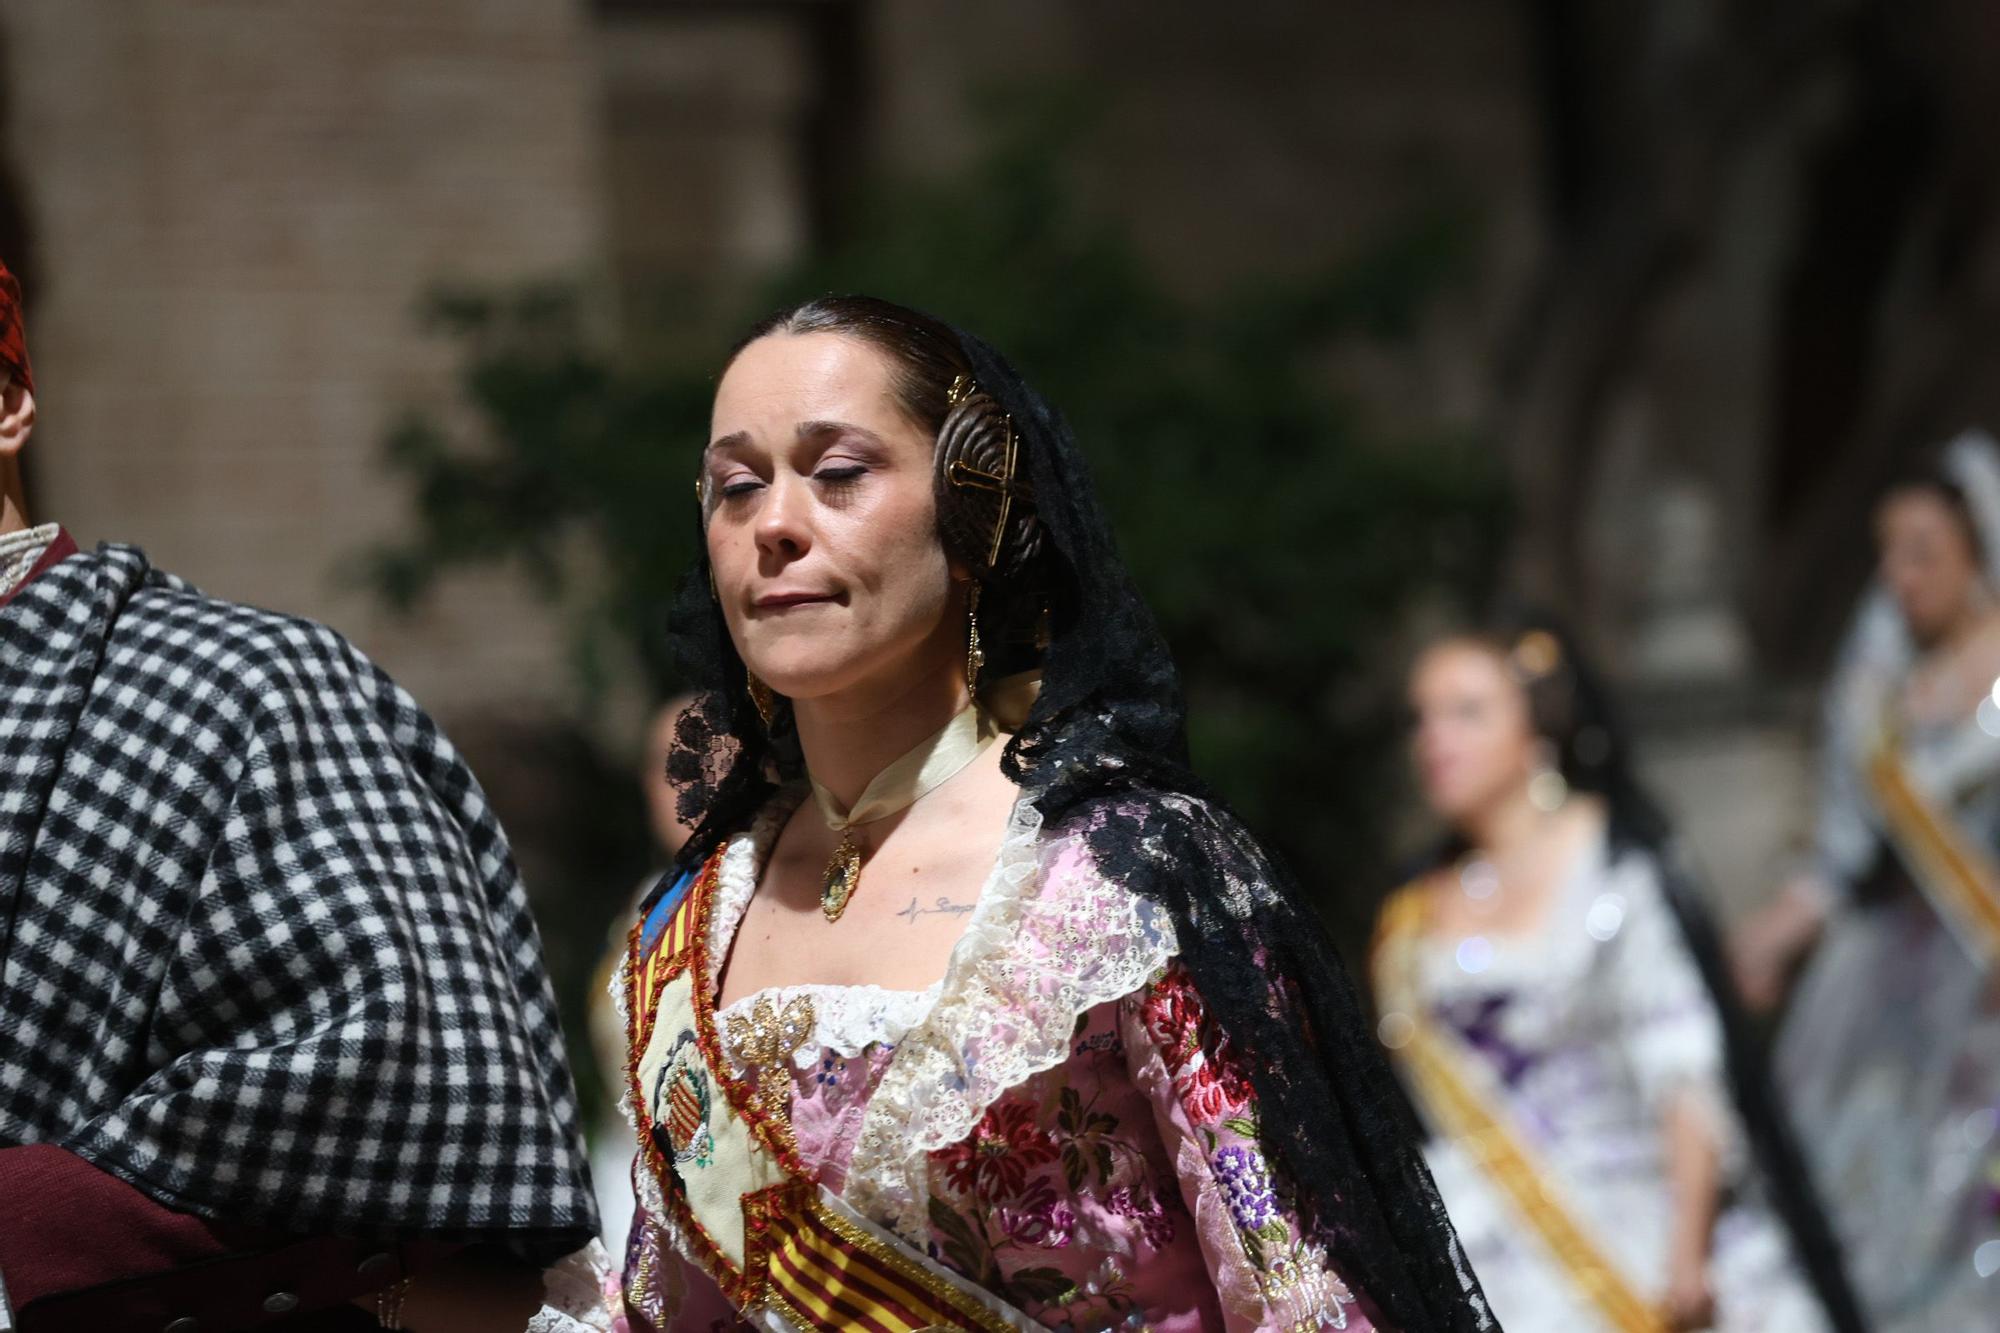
[746,673,775,726]
[1527,740,1569,812]
[965,583,985,695]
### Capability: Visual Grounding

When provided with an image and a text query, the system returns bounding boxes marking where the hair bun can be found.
[934,389,1043,580]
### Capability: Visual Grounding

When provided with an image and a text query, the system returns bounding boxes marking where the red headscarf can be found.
[0,259,31,396]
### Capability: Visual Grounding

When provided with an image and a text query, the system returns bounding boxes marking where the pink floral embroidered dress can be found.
[617,789,1385,1332]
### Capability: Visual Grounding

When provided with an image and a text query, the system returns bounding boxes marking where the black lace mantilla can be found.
[655,314,1496,1330]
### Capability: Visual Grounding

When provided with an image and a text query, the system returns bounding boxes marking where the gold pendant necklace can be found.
[821,829,863,922]
[809,701,999,924]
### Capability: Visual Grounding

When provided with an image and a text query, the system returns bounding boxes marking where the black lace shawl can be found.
[655,323,1495,1330]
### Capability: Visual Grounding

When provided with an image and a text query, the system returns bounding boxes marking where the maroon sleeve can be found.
[0,1143,437,1331]
[0,257,31,395]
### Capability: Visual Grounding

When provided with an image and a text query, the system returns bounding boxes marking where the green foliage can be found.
[362,102,1507,1001]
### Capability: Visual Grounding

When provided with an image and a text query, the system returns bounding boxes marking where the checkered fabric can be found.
[0,544,596,1257]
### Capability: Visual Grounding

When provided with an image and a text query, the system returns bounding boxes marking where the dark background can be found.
[8,0,1999,1126]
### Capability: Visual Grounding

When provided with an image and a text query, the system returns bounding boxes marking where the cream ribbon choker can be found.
[808,702,999,922]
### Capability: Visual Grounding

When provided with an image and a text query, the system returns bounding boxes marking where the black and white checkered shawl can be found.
[0,544,596,1257]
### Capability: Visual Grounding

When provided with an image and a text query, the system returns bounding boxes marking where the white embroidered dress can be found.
[1394,835,1826,1332]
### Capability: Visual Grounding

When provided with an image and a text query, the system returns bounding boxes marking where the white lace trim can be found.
[718,980,943,1067]
[843,799,1179,1242]
[525,1240,617,1332]
[678,786,1179,1246]
[703,787,808,997]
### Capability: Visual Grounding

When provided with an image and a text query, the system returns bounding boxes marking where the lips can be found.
[752,590,838,610]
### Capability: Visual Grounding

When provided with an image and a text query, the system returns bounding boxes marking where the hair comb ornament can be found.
[935,373,1042,579]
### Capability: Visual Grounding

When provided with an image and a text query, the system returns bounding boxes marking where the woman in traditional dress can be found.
[1371,617,1864,1333]
[612,296,1493,1332]
[1734,433,2000,1330]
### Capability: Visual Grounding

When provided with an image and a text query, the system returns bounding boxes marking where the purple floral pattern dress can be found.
[618,790,1383,1332]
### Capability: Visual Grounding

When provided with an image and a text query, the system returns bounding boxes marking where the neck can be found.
[0,456,26,536]
[791,657,973,814]
[1928,587,1993,654]
[1461,784,1546,860]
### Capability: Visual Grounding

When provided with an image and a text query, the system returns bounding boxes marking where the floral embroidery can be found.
[1106,1183,1178,1250]
[1075,1029,1124,1058]
[1213,1145,1280,1232]
[1141,967,1254,1124]
[996,1176,1079,1247]
[1267,1260,1355,1331]
[1436,992,1539,1088]
[1178,1054,1254,1124]
[1055,1085,1126,1192]
[1140,964,1359,1328]
[1141,967,1206,1070]
[928,1191,1082,1310]
[922,1048,1180,1325]
[1053,1257,1140,1321]
[814,1053,845,1088]
[939,1097,1061,1200]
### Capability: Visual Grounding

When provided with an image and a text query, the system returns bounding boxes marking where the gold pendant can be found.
[821,830,862,922]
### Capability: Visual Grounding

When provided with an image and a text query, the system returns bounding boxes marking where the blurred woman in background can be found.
[1372,617,1863,1332]
[1735,432,2000,1330]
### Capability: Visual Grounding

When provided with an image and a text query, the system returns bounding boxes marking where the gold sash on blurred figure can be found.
[1372,889,1669,1333]
[1865,738,2000,968]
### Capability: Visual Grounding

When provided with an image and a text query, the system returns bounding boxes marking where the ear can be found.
[0,378,35,455]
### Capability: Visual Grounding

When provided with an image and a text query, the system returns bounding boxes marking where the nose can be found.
[754,472,813,565]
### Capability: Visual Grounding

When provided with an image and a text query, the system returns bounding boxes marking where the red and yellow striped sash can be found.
[631,869,704,1037]
[625,849,1025,1332]
[745,1184,1024,1333]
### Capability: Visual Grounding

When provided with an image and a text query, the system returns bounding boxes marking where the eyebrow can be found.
[798,420,886,448]
[704,421,887,456]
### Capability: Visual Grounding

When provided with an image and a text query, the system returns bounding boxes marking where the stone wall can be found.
[0,0,1829,910]
[2,0,604,716]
